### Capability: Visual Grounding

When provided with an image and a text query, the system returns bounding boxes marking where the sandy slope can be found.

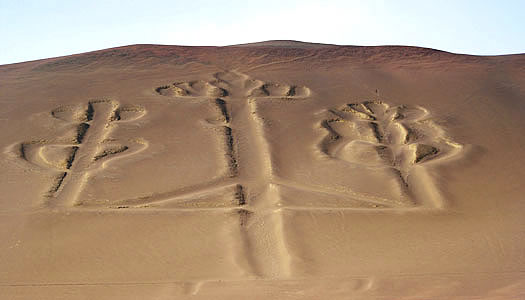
[0,41,524,299]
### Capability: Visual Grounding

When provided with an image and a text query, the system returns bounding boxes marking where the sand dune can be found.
[0,41,524,299]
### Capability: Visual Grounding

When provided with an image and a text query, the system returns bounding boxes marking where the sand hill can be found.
[1,41,524,299]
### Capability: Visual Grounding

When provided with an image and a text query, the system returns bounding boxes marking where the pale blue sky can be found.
[1,0,524,65]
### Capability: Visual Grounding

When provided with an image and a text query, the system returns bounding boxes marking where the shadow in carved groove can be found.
[5,75,462,211]
[320,100,463,207]
[151,72,462,210]
[7,100,148,208]
[4,71,463,279]
[150,72,463,278]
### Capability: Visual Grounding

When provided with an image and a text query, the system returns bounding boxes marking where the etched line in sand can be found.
[152,70,310,278]
[235,184,246,206]
[3,70,465,282]
[7,100,148,208]
[152,70,311,210]
[319,100,463,207]
[151,71,465,278]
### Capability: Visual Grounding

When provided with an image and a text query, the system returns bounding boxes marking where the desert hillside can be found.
[1,41,524,299]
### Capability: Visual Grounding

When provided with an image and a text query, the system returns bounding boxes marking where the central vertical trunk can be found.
[227,96,291,278]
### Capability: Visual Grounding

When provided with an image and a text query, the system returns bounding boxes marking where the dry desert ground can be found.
[1,41,524,299]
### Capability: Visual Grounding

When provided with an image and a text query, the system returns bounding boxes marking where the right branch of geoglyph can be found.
[321,100,462,193]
